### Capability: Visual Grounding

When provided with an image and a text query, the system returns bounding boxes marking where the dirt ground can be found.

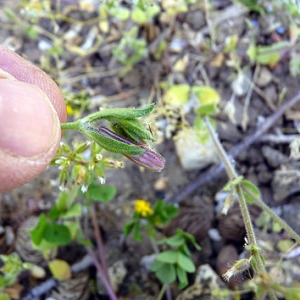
[1,1,300,299]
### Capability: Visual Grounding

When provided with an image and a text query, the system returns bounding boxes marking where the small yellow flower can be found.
[135,200,153,217]
[66,104,74,116]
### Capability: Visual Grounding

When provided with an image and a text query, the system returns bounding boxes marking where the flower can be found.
[98,127,165,172]
[135,200,154,217]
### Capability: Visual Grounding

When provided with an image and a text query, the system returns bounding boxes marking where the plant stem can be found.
[149,237,172,300]
[205,117,262,261]
[157,284,167,300]
[242,186,300,244]
[85,247,118,300]
[205,117,277,300]
[90,205,110,282]
[61,121,81,131]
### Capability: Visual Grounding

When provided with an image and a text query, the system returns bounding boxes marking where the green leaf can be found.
[24,25,38,39]
[176,229,201,250]
[256,51,280,66]
[109,7,130,20]
[150,259,165,272]
[177,266,188,289]
[0,292,11,300]
[164,84,190,106]
[241,180,261,204]
[177,252,195,273]
[132,8,148,24]
[86,184,116,202]
[48,206,60,220]
[83,127,145,156]
[124,221,135,237]
[156,250,178,264]
[88,104,155,122]
[43,223,71,246]
[238,0,265,14]
[59,168,69,186]
[247,43,257,62]
[30,214,48,246]
[132,5,160,24]
[56,191,73,212]
[193,86,220,115]
[48,259,71,281]
[193,86,220,104]
[60,203,82,218]
[165,235,185,247]
[152,262,176,284]
[75,142,90,154]
[133,221,143,242]
[110,118,155,142]
[195,103,218,116]
[152,200,179,224]
[285,287,300,300]
[0,276,5,289]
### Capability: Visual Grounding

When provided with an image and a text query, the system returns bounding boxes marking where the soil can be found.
[1,1,300,299]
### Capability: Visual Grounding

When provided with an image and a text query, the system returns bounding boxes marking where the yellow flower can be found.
[66,104,74,116]
[135,200,153,217]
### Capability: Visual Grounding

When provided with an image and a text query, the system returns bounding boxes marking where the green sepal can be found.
[83,127,145,156]
[111,118,155,143]
[87,104,155,123]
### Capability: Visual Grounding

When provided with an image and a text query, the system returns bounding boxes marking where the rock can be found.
[231,71,251,96]
[97,259,127,294]
[257,67,273,87]
[176,264,229,300]
[15,217,44,264]
[174,128,219,171]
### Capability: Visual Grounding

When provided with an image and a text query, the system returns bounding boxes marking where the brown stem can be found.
[90,205,110,282]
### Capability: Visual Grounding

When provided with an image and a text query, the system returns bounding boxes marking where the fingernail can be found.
[0,80,60,157]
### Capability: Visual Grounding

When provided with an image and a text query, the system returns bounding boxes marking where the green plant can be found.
[124,199,179,241]
[151,229,200,289]
[0,253,44,300]
[124,199,200,293]
[112,26,148,74]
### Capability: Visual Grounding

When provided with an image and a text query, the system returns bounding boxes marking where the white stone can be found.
[174,129,219,170]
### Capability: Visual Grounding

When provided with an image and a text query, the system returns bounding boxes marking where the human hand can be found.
[0,46,66,192]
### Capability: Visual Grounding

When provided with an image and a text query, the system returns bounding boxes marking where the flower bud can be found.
[99,127,165,172]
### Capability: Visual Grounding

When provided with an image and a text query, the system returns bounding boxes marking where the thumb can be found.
[0,79,61,192]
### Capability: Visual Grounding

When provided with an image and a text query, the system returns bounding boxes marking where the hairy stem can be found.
[205,117,277,300]
[242,186,300,244]
[61,120,81,131]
